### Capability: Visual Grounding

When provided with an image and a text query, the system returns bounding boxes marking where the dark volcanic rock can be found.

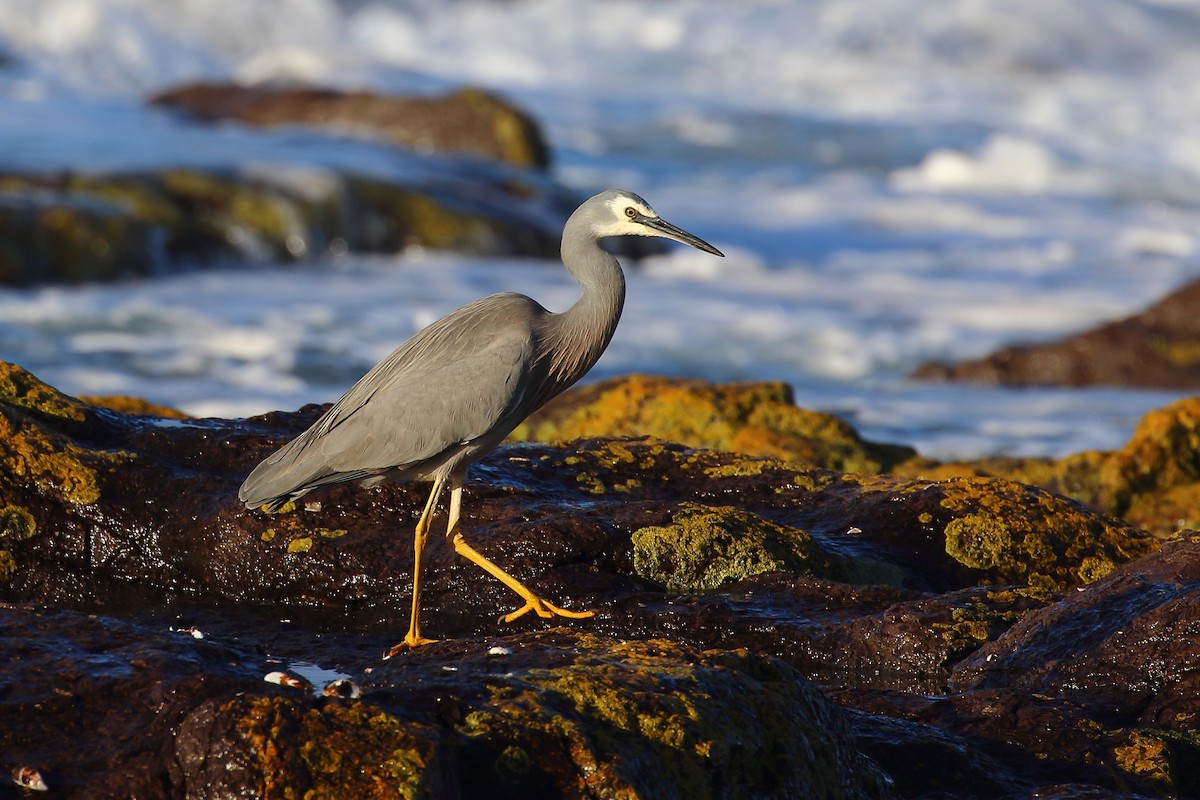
[151,83,551,170]
[912,278,1200,389]
[3,361,1199,797]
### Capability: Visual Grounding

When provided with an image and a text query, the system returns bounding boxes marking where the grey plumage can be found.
[238,189,723,652]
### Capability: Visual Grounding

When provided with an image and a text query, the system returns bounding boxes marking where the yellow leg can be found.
[384,475,445,658]
[446,478,595,624]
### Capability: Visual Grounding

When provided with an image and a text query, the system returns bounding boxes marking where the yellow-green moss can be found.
[0,363,141,505]
[1099,398,1200,515]
[236,696,444,799]
[1076,555,1116,583]
[0,549,16,579]
[932,586,1054,661]
[575,473,606,495]
[458,637,892,799]
[64,174,184,229]
[1121,481,1200,536]
[697,454,787,479]
[631,503,832,592]
[316,528,348,539]
[349,181,496,253]
[944,514,1015,571]
[791,470,836,492]
[0,402,118,505]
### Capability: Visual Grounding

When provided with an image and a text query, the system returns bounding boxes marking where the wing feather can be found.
[238,293,546,507]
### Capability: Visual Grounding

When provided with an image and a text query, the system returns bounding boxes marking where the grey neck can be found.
[541,232,627,390]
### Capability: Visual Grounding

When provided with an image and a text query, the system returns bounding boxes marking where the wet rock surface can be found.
[3,362,1200,797]
[912,278,1200,389]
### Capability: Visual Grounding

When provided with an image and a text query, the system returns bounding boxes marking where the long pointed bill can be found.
[639,214,725,257]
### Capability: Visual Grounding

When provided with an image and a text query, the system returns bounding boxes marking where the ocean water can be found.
[1,0,1199,459]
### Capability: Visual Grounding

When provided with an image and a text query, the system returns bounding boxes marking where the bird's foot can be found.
[500,596,596,624]
[382,633,438,659]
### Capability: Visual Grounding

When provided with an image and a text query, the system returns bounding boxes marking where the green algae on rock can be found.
[1096,397,1200,528]
[0,360,89,423]
[809,471,1156,594]
[632,502,838,591]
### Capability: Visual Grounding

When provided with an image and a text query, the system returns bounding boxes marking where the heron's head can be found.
[582,189,724,257]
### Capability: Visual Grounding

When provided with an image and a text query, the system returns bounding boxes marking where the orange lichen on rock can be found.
[0,362,126,505]
[235,696,447,800]
[1096,397,1200,523]
[0,361,88,423]
[512,374,915,473]
[937,477,1156,590]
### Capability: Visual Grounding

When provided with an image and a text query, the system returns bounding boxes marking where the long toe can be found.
[500,600,550,623]
[383,635,439,659]
[500,598,596,624]
[543,601,596,619]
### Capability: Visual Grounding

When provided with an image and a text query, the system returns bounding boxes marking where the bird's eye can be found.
[625,207,637,219]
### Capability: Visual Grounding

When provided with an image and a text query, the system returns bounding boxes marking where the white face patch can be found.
[599,194,659,237]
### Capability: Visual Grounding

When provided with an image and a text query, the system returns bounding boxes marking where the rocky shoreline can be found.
[4,75,1200,799]
[2,363,1198,798]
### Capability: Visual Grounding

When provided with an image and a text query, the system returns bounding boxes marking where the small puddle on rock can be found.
[269,659,357,697]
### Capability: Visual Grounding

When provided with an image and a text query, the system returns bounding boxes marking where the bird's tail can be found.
[238,436,315,511]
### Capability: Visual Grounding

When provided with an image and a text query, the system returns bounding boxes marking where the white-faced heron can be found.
[239,189,724,653]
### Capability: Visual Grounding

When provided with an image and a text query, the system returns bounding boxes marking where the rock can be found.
[892,396,1200,537]
[511,373,1200,538]
[0,360,1152,609]
[150,83,551,170]
[951,534,1200,721]
[512,374,917,474]
[0,189,157,284]
[0,166,572,286]
[0,604,265,798]
[0,605,893,799]
[941,535,1200,797]
[79,394,190,419]
[1,360,1196,797]
[912,279,1200,389]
